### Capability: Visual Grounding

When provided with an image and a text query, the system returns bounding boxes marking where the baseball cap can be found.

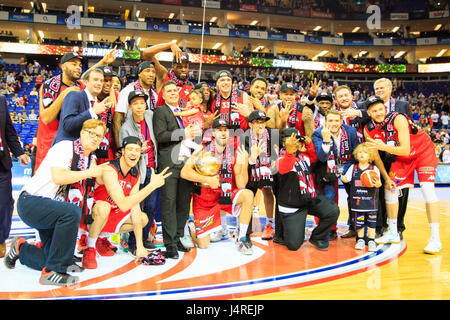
[281,127,299,139]
[173,52,190,64]
[60,52,83,64]
[215,70,232,81]
[316,91,333,103]
[137,61,155,74]
[281,127,306,143]
[212,118,231,129]
[128,90,149,104]
[120,136,143,149]
[248,110,270,123]
[279,83,297,93]
[365,95,385,109]
[96,65,117,77]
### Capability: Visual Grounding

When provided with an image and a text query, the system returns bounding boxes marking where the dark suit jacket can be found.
[52,90,94,145]
[392,100,411,119]
[312,124,360,174]
[0,95,25,171]
[152,104,186,174]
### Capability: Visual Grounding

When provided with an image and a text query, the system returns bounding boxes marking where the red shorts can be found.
[192,188,222,239]
[389,151,438,188]
[94,201,131,234]
[192,187,244,238]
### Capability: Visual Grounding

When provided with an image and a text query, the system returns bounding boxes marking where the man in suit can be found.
[0,95,30,257]
[373,77,411,237]
[52,68,112,145]
[152,80,201,259]
[313,109,360,238]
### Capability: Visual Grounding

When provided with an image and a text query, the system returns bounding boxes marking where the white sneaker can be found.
[355,239,365,250]
[424,239,442,254]
[210,228,229,242]
[179,233,195,248]
[368,240,377,252]
[375,231,400,244]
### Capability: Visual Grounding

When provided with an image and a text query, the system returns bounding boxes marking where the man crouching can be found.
[82,136,171,268]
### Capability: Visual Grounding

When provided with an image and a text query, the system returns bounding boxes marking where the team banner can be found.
[310,10,334,19]
[33,14,57,24]
[103,20,125,29]
[268,33,287,41]
[390,13,409,20]
[239,4,258,12]
[286,33,305,42]
[168,24,189,33]
[345,39,373,46]
[249,30,268,40]
[125,21,147,30]
[203,0,220,8]
[418,63,450,73]
[81,17,103,27]
[429,10,449,18]
[416,37,438,46]
[189,26,209,35]
[374,38,393,46]
[229,28,249,38]
[322,37,343,45]
[306,36,322,44]
[9,13,33,22]
[209,27,229,37]
[0,11,8,20]
[147,22,169,32]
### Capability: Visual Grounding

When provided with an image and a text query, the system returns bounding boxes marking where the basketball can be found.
[360,170,380,188]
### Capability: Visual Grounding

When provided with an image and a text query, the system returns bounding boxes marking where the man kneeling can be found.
[277,128,340,251]
[82,136,171,268]
[181,119,255,255]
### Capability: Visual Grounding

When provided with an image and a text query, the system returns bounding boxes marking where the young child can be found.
[174,89,205,129]
[175,89,205,160]
[341,143,381,252]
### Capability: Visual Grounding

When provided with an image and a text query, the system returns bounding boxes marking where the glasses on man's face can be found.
[84,130,103,141]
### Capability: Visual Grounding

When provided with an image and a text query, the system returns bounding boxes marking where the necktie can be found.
[173,108,185,129]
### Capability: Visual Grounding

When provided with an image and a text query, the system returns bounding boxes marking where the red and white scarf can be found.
[134,81,157,111]
[216,87,241,129]
[167,69,190,88]
[338,102,364,142]
[285,101,301,128]
[205,139,234,205]
[294,153,317,198]
[327,126,352,173]
[249,128,273,185]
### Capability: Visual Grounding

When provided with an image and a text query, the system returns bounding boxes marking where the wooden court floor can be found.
[244,195,450,300]
[3,188,449,300]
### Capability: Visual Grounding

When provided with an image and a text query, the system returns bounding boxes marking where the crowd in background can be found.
[2,58,450,163]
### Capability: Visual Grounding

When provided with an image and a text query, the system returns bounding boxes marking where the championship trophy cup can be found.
[194,151,221,188]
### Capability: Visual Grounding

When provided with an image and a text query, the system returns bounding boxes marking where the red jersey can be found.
[156,70,193,108]
[364,112,434,161]
[212,88,249,131]
[280,101,306,136]
[35,75,84,171]
[93,158,140,207]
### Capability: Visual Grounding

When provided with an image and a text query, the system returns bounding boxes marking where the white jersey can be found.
[22,140,88,199]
